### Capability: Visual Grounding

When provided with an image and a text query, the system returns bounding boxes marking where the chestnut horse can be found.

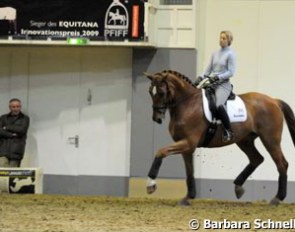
[144,70,295,206]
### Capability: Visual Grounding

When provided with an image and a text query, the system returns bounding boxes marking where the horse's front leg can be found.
[146,156,163,194]
[146,139,194,194]
[156,139,194,158]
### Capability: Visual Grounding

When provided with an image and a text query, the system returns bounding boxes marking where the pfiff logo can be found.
[104,0,129,38]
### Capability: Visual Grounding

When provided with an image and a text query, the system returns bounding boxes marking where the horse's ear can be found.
[143,72,154,81]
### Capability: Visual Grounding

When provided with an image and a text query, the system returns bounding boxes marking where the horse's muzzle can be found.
[153,116,162,124]
[153,112,164,124]
[152,105,166,124]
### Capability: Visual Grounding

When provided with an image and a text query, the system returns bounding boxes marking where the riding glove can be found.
[194,76,203,85]
[209,75,219,83]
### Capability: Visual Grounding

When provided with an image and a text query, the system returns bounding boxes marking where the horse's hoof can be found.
[270,197,281,206]
[178,198,191,206]
[235,185,245,199]
[147,184,157,194]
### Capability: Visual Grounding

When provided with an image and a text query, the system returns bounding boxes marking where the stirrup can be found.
[222,129,234,142]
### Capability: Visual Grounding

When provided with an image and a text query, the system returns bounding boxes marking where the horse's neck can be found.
[170,87,202,112]
[173,85,199,100]
[168,88,203,130]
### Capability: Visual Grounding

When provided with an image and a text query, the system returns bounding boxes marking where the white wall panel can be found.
[201,0,261,92]
[0,50,11,113]
[0,46,132,178]
[196,0,295,181]
[27,49,81,175]
[255,1,295,181]
[149,1,196,48]
[78,48,132,176]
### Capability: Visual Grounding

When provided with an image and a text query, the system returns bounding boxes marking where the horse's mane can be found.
[159,70,195,88]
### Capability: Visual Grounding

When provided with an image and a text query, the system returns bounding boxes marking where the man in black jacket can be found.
[0,98,30,167]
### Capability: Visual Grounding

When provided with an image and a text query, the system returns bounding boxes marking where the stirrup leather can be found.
[222,129,234,142]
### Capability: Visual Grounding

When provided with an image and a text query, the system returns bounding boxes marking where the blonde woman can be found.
[196,30,236,142]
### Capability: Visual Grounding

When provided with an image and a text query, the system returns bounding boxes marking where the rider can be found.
[196,30,236,142]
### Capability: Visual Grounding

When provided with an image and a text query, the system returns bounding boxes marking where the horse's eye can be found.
[158,92,165,97]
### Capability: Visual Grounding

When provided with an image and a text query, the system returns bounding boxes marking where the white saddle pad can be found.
[202,89,247,123]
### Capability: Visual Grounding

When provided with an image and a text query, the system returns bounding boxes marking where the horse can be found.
[108,10,126,25]
[0,7,17,34]
[144,70,295,206]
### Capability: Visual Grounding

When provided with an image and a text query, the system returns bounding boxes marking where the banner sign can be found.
[0,168,43,194]
[0,0,146,41]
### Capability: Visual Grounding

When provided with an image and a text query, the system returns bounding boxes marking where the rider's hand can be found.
[209,75,219,83]
[194,76,203,85]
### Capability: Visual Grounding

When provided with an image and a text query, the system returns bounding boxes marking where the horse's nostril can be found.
[152,116,162,124]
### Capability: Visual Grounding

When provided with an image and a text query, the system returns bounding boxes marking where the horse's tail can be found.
[278,100,295,147]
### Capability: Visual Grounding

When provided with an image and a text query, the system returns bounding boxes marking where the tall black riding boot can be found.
[217,105,234,142]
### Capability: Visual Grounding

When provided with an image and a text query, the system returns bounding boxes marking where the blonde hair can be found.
[220,30,233,46]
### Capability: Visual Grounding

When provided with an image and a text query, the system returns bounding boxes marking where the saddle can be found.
[205,86,236,120]
[203,88,247,123]
[199,84,247,146]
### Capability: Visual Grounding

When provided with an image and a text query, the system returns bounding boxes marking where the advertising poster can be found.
[0,0,146,41]
[0,168,43,194]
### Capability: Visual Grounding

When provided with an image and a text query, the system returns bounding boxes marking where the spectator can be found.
[0,98,30,167]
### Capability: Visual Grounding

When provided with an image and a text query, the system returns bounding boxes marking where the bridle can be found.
[152,104,167,114]
[151,80,199,114]
[151,81,170,115]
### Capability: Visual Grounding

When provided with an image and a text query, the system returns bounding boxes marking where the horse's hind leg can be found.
[234,135,264,199]
[260,138,288,205]
[179,153,196,206]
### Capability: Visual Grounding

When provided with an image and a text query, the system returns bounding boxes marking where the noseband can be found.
[152,104,167,114]
[150,80,170,114]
